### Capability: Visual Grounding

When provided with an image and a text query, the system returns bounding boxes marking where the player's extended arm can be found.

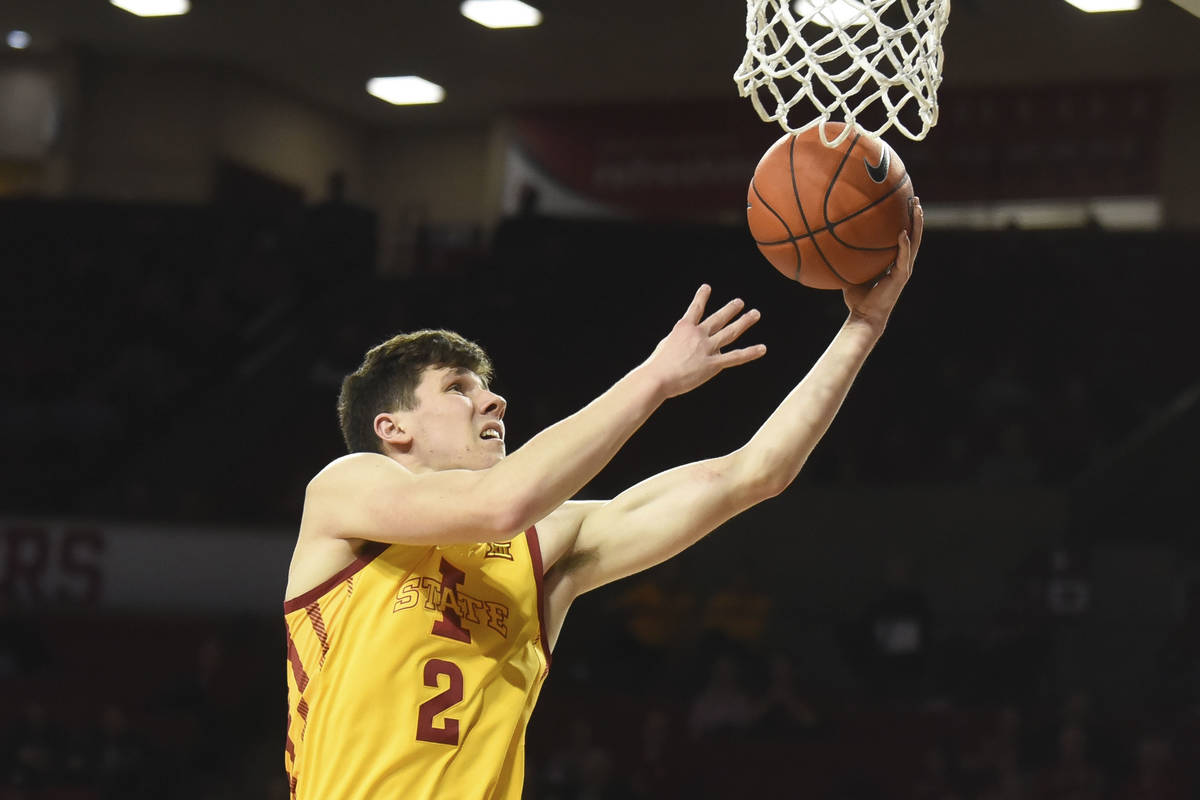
[552,204,922,597]
[304,286,766,545]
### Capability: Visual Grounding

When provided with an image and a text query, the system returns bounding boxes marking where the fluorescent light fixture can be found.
[109,0,191,17]
[366,76,445,106]
[461,0,543,29]
[1062,0,1141,11]
[1168,0,1200,19]
[793,0,869,26]
[6,30,31,49]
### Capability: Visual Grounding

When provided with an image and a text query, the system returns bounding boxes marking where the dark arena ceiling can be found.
[3,0,1199,130]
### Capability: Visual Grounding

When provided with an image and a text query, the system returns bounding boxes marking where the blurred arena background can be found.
[2,1,1200,798]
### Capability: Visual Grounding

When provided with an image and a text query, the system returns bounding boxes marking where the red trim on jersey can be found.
[284,541,387,613]
[285,705,296,765]
[305,602,331,666]
[524,525,553,667]
[286,628,310,694]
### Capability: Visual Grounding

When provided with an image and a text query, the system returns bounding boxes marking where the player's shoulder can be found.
[305,452,414,509]
[300,454,409,543]
[309,452,408,487]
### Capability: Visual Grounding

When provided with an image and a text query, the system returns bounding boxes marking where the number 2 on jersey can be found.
[416,558,471,745]
[416,659,463,745]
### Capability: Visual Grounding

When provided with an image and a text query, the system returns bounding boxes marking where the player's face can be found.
[399,366,507,471]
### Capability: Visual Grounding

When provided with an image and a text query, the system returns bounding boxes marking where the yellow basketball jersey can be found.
[283,528,550,800]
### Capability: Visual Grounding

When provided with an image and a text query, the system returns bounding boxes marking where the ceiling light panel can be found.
[1062,0,1141,11]
[110,0,191,17]
[366,76,446,106]
[460,0,543,29]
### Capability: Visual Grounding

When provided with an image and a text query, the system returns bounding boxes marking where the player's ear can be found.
[374,413,412,447]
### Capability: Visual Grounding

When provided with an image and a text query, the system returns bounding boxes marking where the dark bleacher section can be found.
[4,199,1199,798]
[0,608,281,799]
[4,200,1195,526]
[5,605,1199,799]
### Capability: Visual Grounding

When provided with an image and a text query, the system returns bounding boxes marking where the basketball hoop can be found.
[735,0,950,146]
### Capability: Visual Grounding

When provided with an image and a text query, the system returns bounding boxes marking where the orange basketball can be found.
[747,122,915,290]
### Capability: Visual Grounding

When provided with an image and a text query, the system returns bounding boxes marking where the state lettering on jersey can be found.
[393,575,510,638]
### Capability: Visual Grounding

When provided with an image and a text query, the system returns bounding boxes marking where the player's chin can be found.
[477,446,506,468]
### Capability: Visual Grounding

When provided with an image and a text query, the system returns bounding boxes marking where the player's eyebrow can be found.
[446,367,483,388]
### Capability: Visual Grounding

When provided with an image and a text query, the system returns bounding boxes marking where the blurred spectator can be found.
[2,700,62,792]
[150,630,237,796]
[976,421,1042,487]
[309,320,373,389]
[299,170,378,286]
[540,718,612,800]
[1030,722,1106,800]
[87,703,152,800]
[852,555,934,705]
[1152,579,1200,713]
[975,356,1036,424]
[517,184,543,218]
[911,742,966,800]
[1112,730,1188,800]
[687,654,756,741]
[963,706,1031,798]
[573,747,622,800]
[628,708,686,800]
[1027,688,1117,773]
[613,560,698,653]
[0,594,49,679]
[751,652,825,739]
[155,632,226,713]
[970,604,1053,706]
[1041,374,1104,483]
[975,767,1030,800]
[609,559,698,694]
[699,566,772,660]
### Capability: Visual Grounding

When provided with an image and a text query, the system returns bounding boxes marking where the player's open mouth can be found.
[480,425,504,442]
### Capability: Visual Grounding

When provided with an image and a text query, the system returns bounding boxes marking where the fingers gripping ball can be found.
[747,122,915,290]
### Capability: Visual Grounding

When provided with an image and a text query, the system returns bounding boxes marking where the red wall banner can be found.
[502,82,1166,222]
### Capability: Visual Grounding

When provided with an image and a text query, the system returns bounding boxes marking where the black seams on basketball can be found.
[746,121,915,290]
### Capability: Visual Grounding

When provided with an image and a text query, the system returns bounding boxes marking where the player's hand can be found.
[843,196,923,331]
[643,285,766,398]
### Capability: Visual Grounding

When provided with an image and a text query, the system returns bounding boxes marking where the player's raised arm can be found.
[303,285,766,547]
[543,202,922,601]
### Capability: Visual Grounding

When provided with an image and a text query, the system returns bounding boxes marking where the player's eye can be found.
[447,383,463,393]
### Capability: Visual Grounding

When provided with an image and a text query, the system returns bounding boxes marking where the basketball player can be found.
[283,202,923,799]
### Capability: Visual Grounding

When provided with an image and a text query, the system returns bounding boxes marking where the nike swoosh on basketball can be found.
[864,147,890,183]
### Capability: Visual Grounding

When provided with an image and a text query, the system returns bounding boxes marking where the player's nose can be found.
[480,391,506,420]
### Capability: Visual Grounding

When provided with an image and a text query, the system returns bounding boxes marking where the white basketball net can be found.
[735,0,950,146]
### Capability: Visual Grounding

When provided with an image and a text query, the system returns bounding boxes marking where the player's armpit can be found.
[556,453,772,598]
[532,500,603,572]
[302,452,523,546]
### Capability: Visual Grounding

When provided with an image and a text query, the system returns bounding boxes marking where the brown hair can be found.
[337,329,494,453]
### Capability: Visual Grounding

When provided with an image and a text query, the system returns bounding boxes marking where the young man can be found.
[283,203,923,799]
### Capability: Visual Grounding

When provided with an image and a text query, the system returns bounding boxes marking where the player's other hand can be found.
[843,196,923,332]
[644,285,766,399]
